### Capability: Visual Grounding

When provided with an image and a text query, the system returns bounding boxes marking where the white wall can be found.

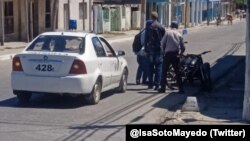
[132,11,140,29]
[57,0,91,31]
[125,6,131,30]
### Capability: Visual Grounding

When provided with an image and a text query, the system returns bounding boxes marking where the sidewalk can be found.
[0,30,139,51]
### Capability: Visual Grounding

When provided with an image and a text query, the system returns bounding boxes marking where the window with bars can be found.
[45,0,51,28]
[4,1,14,34]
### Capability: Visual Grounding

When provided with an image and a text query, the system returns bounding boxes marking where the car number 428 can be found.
[35,64,55,72]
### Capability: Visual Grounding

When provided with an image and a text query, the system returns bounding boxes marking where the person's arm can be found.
[179,36,185,55]
[144,28,149,53]
[161,33,167,54]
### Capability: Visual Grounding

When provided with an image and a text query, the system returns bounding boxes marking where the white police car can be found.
[11,32,128,104]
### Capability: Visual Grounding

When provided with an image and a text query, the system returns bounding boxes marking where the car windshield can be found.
[26,35,85,54]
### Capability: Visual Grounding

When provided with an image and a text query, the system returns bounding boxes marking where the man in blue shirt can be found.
[144,12,165,90]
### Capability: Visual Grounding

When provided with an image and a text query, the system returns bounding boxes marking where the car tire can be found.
[87,79,102,105]
[16,91,32,104]
[116,69,128,93]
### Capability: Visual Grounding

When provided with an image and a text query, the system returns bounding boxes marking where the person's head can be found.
[170,21,179,29]
[151,11,158,21]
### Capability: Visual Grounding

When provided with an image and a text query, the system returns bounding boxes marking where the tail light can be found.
[12,56,23,71]
[69,59,87,74]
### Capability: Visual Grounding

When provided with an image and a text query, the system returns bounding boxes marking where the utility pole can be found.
[207,0,210,25]
[140,0,146,29]
[184,0,188,28]
[242,0,250,122]
[82,0,85,31]
[68,0,70,30]
[0,0,4,46]
[25,0,30,42]
[89,0,92,32]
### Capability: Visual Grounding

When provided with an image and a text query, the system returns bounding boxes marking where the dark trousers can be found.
[136,55,149,83]
[160,52,183,91]
[147,53,163,87]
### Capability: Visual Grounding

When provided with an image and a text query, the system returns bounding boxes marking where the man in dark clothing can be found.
[144,12,166,90]
[158,21,185,94]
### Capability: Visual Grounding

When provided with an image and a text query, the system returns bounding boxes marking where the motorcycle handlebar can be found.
[183,50,211,57]
[201,51,211,55]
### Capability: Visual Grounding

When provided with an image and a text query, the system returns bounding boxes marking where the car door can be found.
[92,37,112,88]
[99,37,120,84]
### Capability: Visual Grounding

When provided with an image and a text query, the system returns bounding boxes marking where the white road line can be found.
[0,54,15,61]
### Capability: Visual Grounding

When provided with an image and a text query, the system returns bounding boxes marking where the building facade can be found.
[0,0,230,43]
[0,0,56,42]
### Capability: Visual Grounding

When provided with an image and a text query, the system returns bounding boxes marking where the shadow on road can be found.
[0,90,117,109]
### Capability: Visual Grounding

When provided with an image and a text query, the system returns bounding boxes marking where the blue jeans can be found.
[136,55,149,84]
[147,53,163,87]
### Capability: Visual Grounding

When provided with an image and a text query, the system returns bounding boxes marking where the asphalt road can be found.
[0,20,246,141]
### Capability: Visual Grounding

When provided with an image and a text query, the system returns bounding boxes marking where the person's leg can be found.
[154,54,163,90]
[172,55,184,93]
[159,54,171,92]
[147,55,154,89]
[136,55,143,84]
[141,56,149,84]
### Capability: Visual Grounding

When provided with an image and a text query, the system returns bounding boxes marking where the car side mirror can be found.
[116,50,125,56]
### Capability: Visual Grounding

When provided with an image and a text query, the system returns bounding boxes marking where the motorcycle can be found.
[167,50,213,92]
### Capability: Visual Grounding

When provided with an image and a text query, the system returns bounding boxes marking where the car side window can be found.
[99,37,116,57]
[92,37,106,57]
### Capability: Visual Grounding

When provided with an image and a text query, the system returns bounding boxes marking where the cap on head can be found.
[170,21,179,29]
[151,11,158,20]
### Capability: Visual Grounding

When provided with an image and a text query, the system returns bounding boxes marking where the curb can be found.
[4,46,26,49]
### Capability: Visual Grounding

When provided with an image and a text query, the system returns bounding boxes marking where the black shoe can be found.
[142,81,148,85]
[154,86,159,91]
[136,80,140,85]
[148,85,153,89]
[158,88,166,93]
[178,90,185,94]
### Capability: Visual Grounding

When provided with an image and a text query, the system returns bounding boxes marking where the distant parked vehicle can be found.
[11,32,128,104]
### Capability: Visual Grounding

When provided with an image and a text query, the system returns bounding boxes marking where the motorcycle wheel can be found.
[200,63,213,92]
[166,66,176,83]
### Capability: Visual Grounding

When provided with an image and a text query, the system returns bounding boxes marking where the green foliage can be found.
[234,0,246,5]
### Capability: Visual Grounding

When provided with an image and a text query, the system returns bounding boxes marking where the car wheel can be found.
[87,79,102,105]
[16,91,32,104]
[116,69,128,93]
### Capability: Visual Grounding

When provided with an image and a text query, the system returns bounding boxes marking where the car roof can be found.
[40,31,96,37]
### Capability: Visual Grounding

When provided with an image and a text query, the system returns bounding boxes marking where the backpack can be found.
[132,29,144,54]
[148,26,162,48]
